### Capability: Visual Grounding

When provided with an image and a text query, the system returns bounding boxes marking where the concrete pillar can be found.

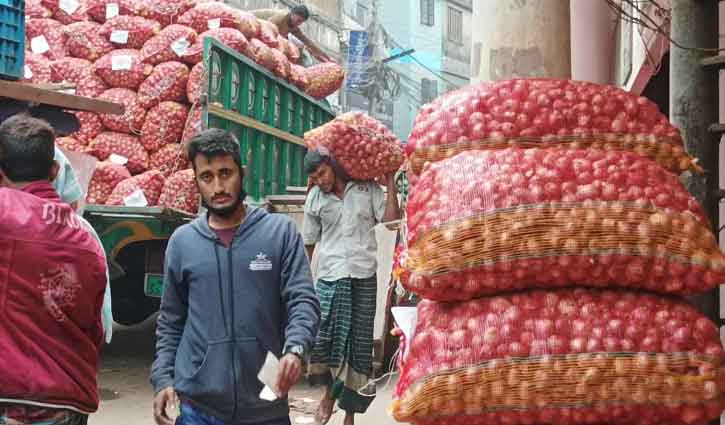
[570,0,616,85]
[669,0,719,323]
[470,0,571,83]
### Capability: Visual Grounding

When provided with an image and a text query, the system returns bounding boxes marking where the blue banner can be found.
[346,30,372,88]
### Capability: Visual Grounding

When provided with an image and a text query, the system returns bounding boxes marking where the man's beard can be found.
[201,188,247,218]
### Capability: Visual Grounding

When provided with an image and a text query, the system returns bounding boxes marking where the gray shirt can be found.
[303,181,386,281]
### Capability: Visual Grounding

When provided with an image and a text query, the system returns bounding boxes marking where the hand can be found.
[275,353,302,396]
[391,326,403,337]
[153,386,178,425]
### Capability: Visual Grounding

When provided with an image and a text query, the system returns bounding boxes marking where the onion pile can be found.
[392,289,725,425]
[106,169,166,206]
[158,169,199,213]
[304,111,403,181]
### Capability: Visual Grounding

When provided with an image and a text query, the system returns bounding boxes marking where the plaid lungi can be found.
[0,405,87,425]
[309,276,377,414]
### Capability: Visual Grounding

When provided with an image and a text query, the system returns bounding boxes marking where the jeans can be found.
[176,404,291,425]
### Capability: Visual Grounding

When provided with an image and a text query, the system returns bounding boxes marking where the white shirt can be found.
[303,182,386,281]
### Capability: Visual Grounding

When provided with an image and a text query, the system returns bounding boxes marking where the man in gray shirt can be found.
[302,150,400,425]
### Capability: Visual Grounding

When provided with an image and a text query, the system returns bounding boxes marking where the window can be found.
[448,7,463,44]
[420,0,434,26]
[421,78,438,103]
[356,2,368,26]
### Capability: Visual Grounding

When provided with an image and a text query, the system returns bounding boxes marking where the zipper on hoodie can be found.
[228,246,238,421]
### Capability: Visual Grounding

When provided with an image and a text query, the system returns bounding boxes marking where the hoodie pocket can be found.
[176,340,235,419]
[235,337,267,407]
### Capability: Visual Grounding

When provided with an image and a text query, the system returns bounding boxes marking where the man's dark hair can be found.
[291,4,310,20]
[0,114,56,182]
[187,128,242,170]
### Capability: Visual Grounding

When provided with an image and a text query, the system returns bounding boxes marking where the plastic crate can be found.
[203,38,335,203]
[0,0,24,80]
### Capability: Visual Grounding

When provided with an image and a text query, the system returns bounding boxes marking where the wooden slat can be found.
[285,186,308,194]
[709,123,725,133]
[701,55,725,67]
[0,80,123,114]
[207,103,306,147]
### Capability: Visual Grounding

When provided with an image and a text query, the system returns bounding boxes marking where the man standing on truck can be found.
[252,5,334,63]
[302,150,401,425]
[0,115,108,425]
[151,129,320,425]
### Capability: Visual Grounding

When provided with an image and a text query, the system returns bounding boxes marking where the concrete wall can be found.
[441,0,471,85]
[570,0,616,85]
[471,0,571,82]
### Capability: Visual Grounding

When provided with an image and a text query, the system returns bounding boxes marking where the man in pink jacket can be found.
[0,115,107,425]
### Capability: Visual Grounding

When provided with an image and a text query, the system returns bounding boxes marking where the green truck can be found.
[84,39,335,326]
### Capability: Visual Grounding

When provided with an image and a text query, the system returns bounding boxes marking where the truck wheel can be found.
[111,241,161,326]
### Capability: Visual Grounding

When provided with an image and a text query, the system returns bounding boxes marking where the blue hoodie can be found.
[150,206,320,424]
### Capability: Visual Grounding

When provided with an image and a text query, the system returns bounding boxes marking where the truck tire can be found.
[111,241,161,326]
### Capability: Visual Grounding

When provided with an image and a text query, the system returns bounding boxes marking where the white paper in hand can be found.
[171,38,189,57]
[123,189,148,207]
[111,54,132,70]
[31,36,50,54]
[110,30,129,44]
[59,0,80,14]
[207,18,221,29]
[257,352,280,401]
[106,2,119,19]
[24,66,33,79]
[391,307,418,360]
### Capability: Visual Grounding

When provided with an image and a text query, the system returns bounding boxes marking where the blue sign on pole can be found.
[346,30,372,88]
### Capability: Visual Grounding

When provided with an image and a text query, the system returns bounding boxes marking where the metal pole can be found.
[366,0,379,116]
[669,0,719,324]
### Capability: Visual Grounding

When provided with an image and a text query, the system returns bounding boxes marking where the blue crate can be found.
[0,0,24,80]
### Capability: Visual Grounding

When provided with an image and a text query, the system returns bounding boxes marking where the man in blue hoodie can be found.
[150,129,321,425]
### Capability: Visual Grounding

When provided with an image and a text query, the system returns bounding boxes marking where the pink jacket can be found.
[0,182,106,413]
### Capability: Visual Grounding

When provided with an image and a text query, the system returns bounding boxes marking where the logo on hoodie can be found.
[250,253,273,271]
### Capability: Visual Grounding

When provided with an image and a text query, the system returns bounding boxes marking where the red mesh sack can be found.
[181,104,203,143]
[88,132,149,174]
[150,143,190,177]
[137,61,189,108]
[56,137,86,153]
[269,48,290,79]
[136,0,194,27]
[182,27,247,65]
[285,38,301,64]
[22,52,53,83]
[257,19,278,47]
[392,289,725,425]
[50,57,92,83]
[26,19,67,60]
[46,0,89,24]
[76,72,109,97]
[304,62,345,99]
[86,161,131,204]
[63,21,114,61]
[86,0,137,23]
[26,0,53,19]
[407,79,695,175]
[140,101,189,152]
[235,11,258,40]
[139,24,197,65]
[98,88,146,134]
[72,112,104,144]
[99,16,162,49]
[247,38,275,70]
[158,169,198,213]
[402,148,723,301]
[304,111,403,180]
[288,64,308,90]
[106,170,165,206]
[178,2,245,34]
[186,61,204,104]
[94,49,153,89]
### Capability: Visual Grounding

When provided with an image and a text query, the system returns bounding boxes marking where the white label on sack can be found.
[109,153,128,165]
[207,18,221,29]
[30,36,50,54]
[171,38,189,57]
[24,66,33,79]
[110,30,129,44]
[124,189,148,207]
[59,0,80,14]
[391,306,418,361]
[106,2,119,19]
[111,54,133,70]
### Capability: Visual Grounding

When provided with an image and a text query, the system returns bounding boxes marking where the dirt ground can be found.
[90,316,398,425]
